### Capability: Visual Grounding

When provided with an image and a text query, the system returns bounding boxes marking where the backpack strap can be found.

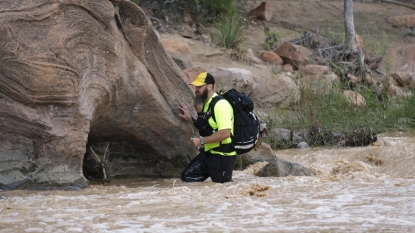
[207,95,224,124]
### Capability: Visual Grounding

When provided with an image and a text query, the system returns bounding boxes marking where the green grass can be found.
[264,82,415,148]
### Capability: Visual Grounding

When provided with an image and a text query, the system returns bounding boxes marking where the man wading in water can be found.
[178,72,236,183]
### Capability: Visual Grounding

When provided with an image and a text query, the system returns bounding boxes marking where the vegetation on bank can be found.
[266,83,415,149]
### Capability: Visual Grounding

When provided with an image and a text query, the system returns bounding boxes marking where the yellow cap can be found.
[190,72,215,86]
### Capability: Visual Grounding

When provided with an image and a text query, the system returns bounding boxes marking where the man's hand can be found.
[190,137,201,147]
[178,102,192,123]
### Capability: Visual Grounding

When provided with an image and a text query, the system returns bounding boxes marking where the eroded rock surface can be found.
[0,0,197,190]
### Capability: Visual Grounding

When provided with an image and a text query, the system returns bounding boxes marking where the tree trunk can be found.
[344,0,358,53]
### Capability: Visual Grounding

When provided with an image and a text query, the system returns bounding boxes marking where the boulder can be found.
[269,128,304,144]
[378,44,415,74]
[248,2,272,22]
[250,74,300,108]
[282,64,294,72]
[299,65,330,76]
[296,66,340,94]
[234,143,276,170]
[343,90,366,107]
[208,67,256,95]
[274,42,308,70]
[295,44,313,58]
[260,51,284,65]
[391,72,415,88]
[257,158,312,177]
[296,142,310,149]
[366,73,384,97]
[388,77,412,97]
[0,0,197,190]
[246,49,264,64]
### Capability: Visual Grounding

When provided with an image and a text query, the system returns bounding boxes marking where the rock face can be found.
[0,0,197,190]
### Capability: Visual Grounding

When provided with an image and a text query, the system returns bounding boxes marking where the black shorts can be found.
[204,152,236,183]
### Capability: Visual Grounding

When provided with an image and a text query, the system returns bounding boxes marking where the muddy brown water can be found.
[1,133,414,232]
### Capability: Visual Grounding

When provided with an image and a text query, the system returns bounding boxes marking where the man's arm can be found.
[190,128,231,147]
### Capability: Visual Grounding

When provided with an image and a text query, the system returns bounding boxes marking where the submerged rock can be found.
[257,158,312,177]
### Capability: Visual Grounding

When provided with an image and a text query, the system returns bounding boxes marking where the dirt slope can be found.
[160,0,415,79]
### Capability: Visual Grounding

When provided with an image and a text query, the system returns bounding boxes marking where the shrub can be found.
[210,11,247,50]
[262,26,281,50]
[196,0,237,16]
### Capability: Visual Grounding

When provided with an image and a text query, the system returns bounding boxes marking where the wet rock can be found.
[270,128,303,143]
[296,142,310,149]
[234,143,276,170]
[257,158,312,177]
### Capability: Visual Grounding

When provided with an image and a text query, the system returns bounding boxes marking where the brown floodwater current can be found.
[1,133,414,232]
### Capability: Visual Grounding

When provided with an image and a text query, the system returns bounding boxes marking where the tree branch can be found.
[382,0,415,10]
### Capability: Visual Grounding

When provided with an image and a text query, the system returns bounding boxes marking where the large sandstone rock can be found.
[0,0,198,190]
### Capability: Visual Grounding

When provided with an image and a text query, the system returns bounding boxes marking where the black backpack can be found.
[204,89,262,155]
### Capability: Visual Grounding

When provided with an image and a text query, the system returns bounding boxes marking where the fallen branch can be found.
[382,0,415,10]
[90,145,111,184]
[376,69,387,77]
[90,147,101,163]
